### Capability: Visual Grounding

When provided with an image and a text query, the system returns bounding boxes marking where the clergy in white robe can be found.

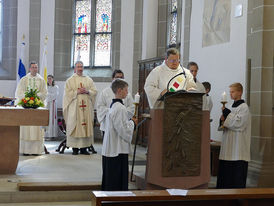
[15,61,47,155]
[202,82,213,112]
[195,80,206,93]
[101,79,136,191]
[144,48,197,109]
[45,75,59,138]
[63,61,97,155]
[217,83,251,189]
[202,94,213,111]
[188,61,206,93]
[96,69,134,133]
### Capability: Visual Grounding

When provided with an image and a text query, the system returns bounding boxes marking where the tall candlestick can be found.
[134,92,140,103]
[219,91,228,130]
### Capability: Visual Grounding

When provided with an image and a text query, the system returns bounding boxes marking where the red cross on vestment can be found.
[78,82,84,91]
[79,99,87,126]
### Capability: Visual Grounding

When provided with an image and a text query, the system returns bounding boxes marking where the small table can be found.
[0,106,49,174]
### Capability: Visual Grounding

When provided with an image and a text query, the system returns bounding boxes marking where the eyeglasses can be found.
[167,59,180,63]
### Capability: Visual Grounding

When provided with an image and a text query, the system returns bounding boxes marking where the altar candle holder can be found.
[133,92,140,118]
[219,91,228,129]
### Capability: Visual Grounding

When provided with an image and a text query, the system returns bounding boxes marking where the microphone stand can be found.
[158,69,187,101]
[166,71,186,92]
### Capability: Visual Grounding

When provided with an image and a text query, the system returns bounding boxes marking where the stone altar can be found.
[0,106,49,174]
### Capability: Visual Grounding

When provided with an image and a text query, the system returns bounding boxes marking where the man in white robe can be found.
[15,61,47,155]
[187,62,206,93]
[144,48,197,108]
[96,69,134,136]
[63,61,97,155]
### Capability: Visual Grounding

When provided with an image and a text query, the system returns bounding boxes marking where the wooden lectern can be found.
[0,107,49,174]
[144,92,210,189]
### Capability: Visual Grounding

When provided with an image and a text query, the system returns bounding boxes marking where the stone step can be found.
[0,190,92,204]
[0,201,91,206]
[17,181,101,191]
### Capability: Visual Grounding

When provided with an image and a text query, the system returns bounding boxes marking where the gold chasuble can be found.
[63,74,97,148]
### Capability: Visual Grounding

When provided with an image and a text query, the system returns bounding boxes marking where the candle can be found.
[221,91,227,102]
[134,92,140,103]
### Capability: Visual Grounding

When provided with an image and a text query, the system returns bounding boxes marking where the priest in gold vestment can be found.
[63,61,97,155]
[15,61,47,155]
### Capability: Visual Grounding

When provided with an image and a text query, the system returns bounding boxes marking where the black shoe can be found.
[80,148,90,155]
[90,145,97,154]
[72,148,79,155]
[23,153,30,156]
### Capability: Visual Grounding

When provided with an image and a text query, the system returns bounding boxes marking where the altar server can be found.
[96,69,134,137]
[217,83,251,189]
[101,78,137,191]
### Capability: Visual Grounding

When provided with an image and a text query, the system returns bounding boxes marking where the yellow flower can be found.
[25,97,30,101]
[29,100,34,104]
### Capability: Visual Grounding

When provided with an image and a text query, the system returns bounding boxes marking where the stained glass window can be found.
[73,0,112,67]
[168,0,178,47]
[94,34,111,66]
[94,0,112,66]
[75,0,91,34]
[95,0,112,32]
[169,13,177,45]
[74,35,90,67]
[171,0,177,12]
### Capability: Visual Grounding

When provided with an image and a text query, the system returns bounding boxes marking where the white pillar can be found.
[16,0,30,72]
[40,0,55,77]
[120,0,135,92]
[141,0,158,59]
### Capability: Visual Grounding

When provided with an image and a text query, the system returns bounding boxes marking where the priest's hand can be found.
[160,89,167,96]
[77,87,89,94]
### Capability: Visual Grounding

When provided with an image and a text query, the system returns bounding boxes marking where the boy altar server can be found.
[101,79,137,191]
[96,69,134,138]
[217,83,251,189]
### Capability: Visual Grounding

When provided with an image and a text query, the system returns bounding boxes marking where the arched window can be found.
[167,0,181,48]
[72,0,112,68]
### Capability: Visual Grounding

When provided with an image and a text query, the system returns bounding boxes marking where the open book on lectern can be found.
[158,89,188,101]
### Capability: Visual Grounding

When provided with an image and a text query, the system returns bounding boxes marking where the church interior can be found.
[0,0,273,205]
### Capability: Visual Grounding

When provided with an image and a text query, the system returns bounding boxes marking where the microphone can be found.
[166,70,186,92]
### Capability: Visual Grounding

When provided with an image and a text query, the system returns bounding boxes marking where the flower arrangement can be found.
[18,88,44,109]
